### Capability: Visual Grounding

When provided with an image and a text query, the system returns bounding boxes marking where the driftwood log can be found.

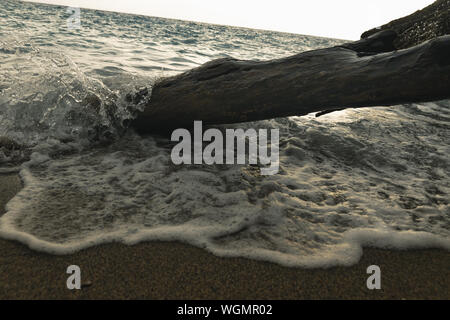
[130,30,450,133]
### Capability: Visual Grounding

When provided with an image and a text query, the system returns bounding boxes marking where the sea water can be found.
[0,0,448,267]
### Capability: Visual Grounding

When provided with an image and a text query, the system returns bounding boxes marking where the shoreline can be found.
[0,173,448,299]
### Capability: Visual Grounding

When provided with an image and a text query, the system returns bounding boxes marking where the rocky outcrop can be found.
[362,0,450,49]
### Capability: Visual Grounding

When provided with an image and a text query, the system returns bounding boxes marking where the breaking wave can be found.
[0,0,448,267]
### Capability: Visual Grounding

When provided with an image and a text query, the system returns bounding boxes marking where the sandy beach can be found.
[0,173,448,300]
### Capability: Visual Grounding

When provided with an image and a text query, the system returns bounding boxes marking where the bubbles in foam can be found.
[0,113,449,267]
[0,1,448,267]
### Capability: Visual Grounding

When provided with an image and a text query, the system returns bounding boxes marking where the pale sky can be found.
[23,0,435,39]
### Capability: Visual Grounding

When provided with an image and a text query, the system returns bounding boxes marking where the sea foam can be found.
[0,0,448,267]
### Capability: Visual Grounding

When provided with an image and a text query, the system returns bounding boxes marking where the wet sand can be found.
[0,173,448,300]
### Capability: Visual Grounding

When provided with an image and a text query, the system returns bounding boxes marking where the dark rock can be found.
[341,30,398,55]
[362,0,450,49]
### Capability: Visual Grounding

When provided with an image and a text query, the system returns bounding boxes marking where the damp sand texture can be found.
[0,174,449,300]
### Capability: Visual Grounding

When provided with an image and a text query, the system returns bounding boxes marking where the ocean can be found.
[0,0,449,267]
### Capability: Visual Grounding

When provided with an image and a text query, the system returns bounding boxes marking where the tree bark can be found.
[130,31,450,133]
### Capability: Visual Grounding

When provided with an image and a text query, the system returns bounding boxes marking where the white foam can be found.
[0,114,449,268]
[0,4,448,267]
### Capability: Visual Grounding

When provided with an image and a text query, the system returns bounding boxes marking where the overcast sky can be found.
[23,0,434,39]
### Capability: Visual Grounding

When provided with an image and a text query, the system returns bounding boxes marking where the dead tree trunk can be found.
[130,31,450,133]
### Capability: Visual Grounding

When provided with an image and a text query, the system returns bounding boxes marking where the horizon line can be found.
[22,0,353,41]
